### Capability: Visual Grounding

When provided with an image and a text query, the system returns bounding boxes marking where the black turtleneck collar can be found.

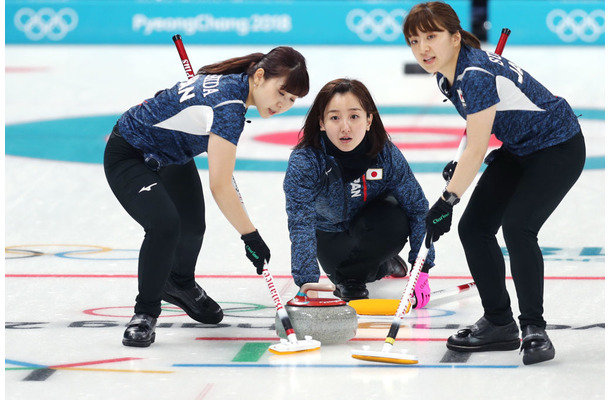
[321,132,374,182]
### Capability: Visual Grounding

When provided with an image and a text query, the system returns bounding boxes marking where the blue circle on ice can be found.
[5,107,605,171]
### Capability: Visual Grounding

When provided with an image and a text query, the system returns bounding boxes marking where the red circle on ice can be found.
[253,126,501,149]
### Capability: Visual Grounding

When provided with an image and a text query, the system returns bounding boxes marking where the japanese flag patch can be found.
[457,88,467,109]
[366,168,383,180]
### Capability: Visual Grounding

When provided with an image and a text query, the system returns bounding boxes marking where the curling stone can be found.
[275,283,358,344]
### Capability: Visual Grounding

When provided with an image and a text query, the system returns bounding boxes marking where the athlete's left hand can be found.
[425,198,454,248]
[412,272,431,309]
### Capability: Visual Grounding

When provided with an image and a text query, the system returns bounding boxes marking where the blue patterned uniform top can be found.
[284,139,434,287]
[117,73,249,167]
[437,46,580,156]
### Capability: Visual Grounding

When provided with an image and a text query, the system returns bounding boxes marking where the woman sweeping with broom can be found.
[404,2,585,365]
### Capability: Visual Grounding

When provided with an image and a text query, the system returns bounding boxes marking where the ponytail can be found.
[196,46,310,97]
[460,29,481,49]
[197,53,264,75]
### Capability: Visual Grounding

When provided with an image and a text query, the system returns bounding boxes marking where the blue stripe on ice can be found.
[5,107,604,172]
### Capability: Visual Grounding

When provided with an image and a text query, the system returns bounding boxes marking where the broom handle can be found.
[411,280,476,305]
[173,34,195,78]
[262,266,298,344]
[381,243,429,352]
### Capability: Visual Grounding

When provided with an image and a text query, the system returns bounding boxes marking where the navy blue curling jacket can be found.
[284,138,434,287]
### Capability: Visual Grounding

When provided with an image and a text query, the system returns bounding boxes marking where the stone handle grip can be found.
[300,282,336,298]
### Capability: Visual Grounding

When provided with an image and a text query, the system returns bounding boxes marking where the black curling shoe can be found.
[333,279,369,301]
[162,278,223,324]
[447,316,521,352]
[521,325,555,365]
[123,313,157,347]
[380,255,409,278]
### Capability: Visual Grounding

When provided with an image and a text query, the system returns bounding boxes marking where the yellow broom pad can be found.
[351,352,418,364]
[348,299,401,315]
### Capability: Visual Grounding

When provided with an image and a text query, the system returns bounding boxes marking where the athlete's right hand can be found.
[425,198,454,248]
[241,230,271,275]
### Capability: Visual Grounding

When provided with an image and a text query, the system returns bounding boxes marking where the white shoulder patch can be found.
[495,76,544,112]
[214,99,246,109]
[456,66,493,82]
[153,105,214,136]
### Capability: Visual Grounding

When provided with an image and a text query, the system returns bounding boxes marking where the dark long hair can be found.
[196,46,309,97]
[295,78,389,157]
[402,2,481,49]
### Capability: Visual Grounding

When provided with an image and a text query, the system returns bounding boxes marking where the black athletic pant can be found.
[316,195,410,284]
[458,132,585,329]
[104,128,205,318]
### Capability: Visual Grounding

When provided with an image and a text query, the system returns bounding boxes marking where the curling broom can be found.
[349,281,476,315]
[173,34,319,354]
[262,264,321,354]
[351,242,429,364]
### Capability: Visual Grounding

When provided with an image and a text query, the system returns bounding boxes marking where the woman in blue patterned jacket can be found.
[104,47,309,347]
[404,2,585,365]
[283,78,434,304]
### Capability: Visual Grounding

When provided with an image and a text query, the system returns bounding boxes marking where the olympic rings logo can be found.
[5,244,137,260]
[84,302,268,318]
[14,7,78,41]
[346,8,406,42]
[546,9,605,43]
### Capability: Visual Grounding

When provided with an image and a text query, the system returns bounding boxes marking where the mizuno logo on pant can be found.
[138,183,158,193]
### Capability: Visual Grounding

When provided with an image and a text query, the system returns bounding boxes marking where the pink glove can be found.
[412,272,430,309]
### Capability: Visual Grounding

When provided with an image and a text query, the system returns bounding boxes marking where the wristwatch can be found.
[442,190,460,206]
